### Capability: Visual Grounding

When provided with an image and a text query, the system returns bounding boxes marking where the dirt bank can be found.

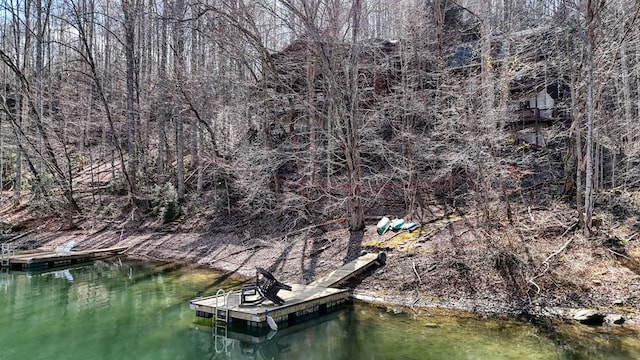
[3,202,639,327]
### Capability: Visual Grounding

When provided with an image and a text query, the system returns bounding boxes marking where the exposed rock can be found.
[386,307,403,315]
[604,314,625,325]
[573,309,606,326]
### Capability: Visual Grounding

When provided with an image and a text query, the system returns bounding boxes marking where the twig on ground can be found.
[606,248,631,260]
[410,297,421,313]
[412,261,422,284]
[543,236,574,263]
[528,262,549,294]
[310,239,335,256]
[528,226,577,294]
[623,233,637,243]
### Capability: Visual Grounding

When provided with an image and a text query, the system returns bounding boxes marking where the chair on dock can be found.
[240,267,292,306]
[55,240,76,255]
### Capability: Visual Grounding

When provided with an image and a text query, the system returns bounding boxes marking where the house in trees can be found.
[449,26,571,146]
[261,27,570,150]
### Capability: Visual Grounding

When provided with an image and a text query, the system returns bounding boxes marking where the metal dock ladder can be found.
[212,289,235,356]
[1,244,15,267]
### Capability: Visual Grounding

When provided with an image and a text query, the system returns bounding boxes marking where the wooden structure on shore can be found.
[1,246,128,270]
[190,252,385,329]
[309,252,386,287]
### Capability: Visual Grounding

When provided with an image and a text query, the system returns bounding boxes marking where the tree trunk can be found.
[583,0,598,237]
[173,0,186,203]
[346,0,365,232]
[157,0,168,183]
[123,0,138,197]
[11,0,26,204]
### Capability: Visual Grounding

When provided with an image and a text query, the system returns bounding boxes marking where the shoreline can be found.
[4,220,640,329]
[123,238,640,328]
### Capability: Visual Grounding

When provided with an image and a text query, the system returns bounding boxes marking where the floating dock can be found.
[190,252,385,329]
[1,246,128,270]
[191,284,350,327]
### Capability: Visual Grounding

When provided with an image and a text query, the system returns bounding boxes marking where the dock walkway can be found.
[309,252,385,287]
[3,246,128,270]
[190,251,386,329]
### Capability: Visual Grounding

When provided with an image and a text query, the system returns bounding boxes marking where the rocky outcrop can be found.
[572,309,625,326]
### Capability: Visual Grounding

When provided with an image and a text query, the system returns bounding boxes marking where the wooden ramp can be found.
[309,252,385,288]
[190,252,386,329]
[4,246,128,270]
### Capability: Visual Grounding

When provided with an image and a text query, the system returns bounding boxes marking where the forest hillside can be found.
[2,1,640,322]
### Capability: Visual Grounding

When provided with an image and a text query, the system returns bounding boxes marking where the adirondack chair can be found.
[55,240,76,255]
[240,267,292,306]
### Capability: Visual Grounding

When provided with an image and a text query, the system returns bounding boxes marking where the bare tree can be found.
[582,0,599,237]
[156,0,169,183]
[172,0,186,204]
[344,0,365,231]
[122,0,139,197]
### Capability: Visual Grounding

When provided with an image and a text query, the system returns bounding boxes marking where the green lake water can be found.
[1,259,639,360]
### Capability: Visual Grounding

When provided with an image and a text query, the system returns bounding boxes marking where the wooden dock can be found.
[309,252,385,287]
[190,251,386,329]
[2,246,128,270]
[191,284,350,327]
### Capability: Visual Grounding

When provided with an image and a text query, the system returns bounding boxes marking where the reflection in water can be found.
[530,317,640,360]
[53,269,74,282]
[198,302,640,360]
[0,268,12,292]
[0,259,638,360]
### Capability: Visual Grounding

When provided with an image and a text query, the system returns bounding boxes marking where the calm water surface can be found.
[1,259,639,360]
